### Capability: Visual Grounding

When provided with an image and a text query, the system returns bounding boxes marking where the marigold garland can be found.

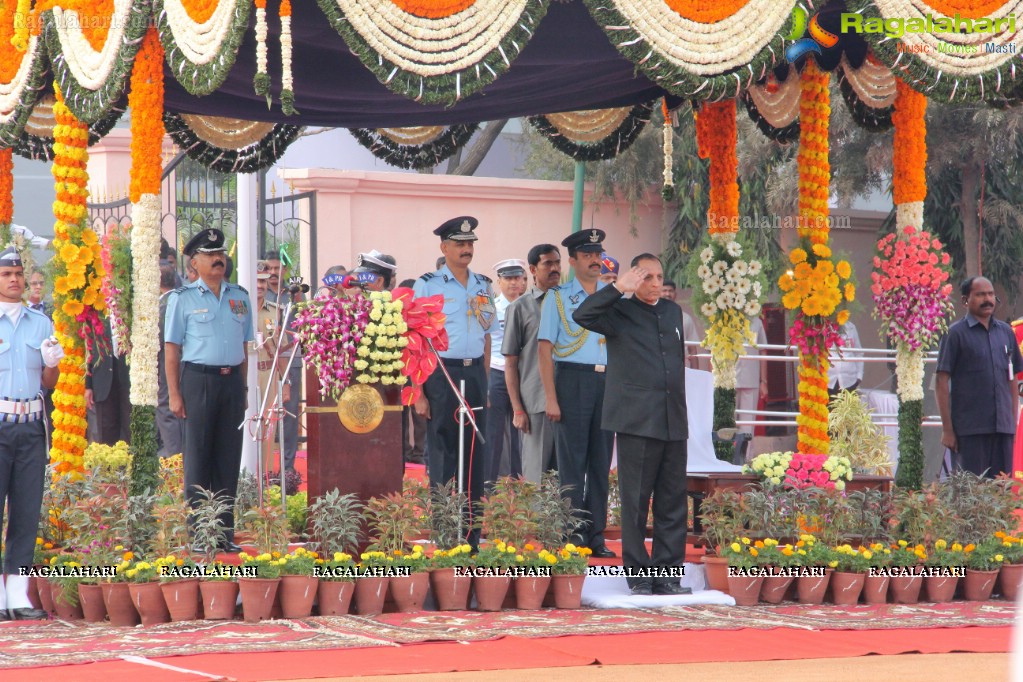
[0,148,12,227]
[892,80,927,207]
[797,61,830,245]
[696,99,739,235]
[50,88,106,478]
[129,28,165,202]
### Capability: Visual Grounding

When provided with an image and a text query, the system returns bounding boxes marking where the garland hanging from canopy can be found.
[349,123,480,170]
[846,0,1023,102]
[39,0,150,123]
[527,103,652,161]
[742,67,801,143]
[163,113,302,173]
[12,94,126,161]
[583,0,799,101]
[153,0,251,97]
[315,0,550,106]
[0,1,49,150]
[837,53,896,132]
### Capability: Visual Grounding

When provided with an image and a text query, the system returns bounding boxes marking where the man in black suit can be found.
[573,253,690,596]
[85,321,131,446]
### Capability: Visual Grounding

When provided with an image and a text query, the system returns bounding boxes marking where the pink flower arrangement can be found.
[391,287,448,406]
[293,293,373,401]
[784,453,853,491]
[788,316,843,359]
[871,226,954,351]
[99,225,132,359]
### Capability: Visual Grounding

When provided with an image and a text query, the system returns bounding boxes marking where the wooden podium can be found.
[305,368,404,507]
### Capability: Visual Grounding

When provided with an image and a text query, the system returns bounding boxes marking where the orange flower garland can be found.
[697,99,739,235]
[892,79,926,207]
[389,0,476,19]
[0,148,12,227]
[129,28,165,202]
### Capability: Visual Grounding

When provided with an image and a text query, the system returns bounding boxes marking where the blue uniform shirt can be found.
[413,265,495,360]
[165,278,254,366]
[538,278,607,365]
[0,307,53,400]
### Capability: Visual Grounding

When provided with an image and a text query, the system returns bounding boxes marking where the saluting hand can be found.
[615,266,648,294]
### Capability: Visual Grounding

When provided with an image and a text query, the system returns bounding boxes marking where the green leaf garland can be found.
[349,124,480,170]
[0,39,49,150]
[527,102,652,161]
[895,398,924,490]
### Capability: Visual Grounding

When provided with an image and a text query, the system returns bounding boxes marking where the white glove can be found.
[41,337,64,368]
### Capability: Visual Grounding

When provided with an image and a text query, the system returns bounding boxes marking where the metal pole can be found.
[458,379,466,539]
[237,172,259,475]
[570,161,584,282]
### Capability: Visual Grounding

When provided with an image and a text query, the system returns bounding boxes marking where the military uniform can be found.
[165,230,254,545]
[538,229,614,554]
[485,259,527,484]
[413,217,494,545]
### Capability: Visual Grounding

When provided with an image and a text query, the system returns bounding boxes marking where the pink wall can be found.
[278,168,670,286]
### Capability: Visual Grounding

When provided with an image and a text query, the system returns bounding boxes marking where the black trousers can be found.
[485,368,521,483]
[616,434,688,588]
[954,434,1013,479]
[402,406,426,461]
[424,360,487,545]
[553,364,613,548]
[0,420,46,573]
[94,356,131,445]
[182,365,245,542]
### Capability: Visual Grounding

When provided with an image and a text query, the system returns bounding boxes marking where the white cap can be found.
[494,258,528,277]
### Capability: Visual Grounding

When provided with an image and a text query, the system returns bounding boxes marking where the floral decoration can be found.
[745,451,853,491]
[526,102,653,162]
[0,148,11,228]
[349,123,480,170]
[154,0,251,96]
[390,287,448,406]
[837,52,896,133]
[163,113,302,173]
[0,1,48,149]
[696,99,739,235]
[294,292,373,401]
[661,99,674,200]
[778,243,856,357]
[354,290,409,386]
[742,67,801,143]
[100,223,133,359]
[11,99,126,162]
[280,0,295,114]
[892,79,927,209]
[253,0,269,99]
[316,0,549,105]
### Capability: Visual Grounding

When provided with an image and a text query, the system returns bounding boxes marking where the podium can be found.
[305,368,404,507]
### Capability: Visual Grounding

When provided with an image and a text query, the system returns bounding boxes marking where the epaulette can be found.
[170,286,188,295]
[476,274,493,284]
[419,272,436,281]
[226,282,249,295]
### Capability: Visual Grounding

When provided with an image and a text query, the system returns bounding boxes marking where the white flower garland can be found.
[335,0,529,76]
[161,0,240,65]
[255,6,268,81]
[746,70,801,128]
[128,192,161,407]
[839,53,897,109]
[662,117,673,189]
[52,0,134,90]
[0,36,40,124]
[895,342,925,402]
[896,201,924,235]
[281,14,293,92]
[604,0,793,76]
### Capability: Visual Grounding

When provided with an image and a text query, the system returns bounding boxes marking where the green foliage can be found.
[713,387,736,462]
[828,390,893,475]
[129,405,159,498]
[241,499,291,555]
[427,479,469,551]
[894,399,924,490]
[533,471,581,549]
[478,476,539,549]
[366,487,428,554]
[106,225,133,332]
[190,488,231,564]
[307,488,364,557]
[265,486,308,537]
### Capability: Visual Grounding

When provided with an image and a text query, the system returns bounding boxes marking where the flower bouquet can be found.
[778,241,855,360]
[99,223,133,359]
[745,451,852,491]
[293,293,372,401]
[390,287,448,405]
[354,291,409,386]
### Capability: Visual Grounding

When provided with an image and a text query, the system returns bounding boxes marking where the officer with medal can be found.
[0,247,62,620]
[165,229,254,553]
[538,228,616,559]
[350,250,397,293]
[413,216,495,547]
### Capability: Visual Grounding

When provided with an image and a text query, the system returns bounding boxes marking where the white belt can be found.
[0,398,43,415]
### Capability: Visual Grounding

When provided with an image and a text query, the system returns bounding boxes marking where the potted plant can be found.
[534,472,581,552]
[963,538,1003,601]
[389,544,430,612]
[512,544,557,610]
[199,561,239,620]
[47,553,84,621]
[159,554,202,622]
[551,544,591,609]
[722,538,764,606]
[698,488,748,593]
[428,481,472,611]
[756,540,799,604]
[83,440,132,496]
[241,502,291,558]
[794,535,835,605]
[996,532,1023,600]
[923,540,965,603]
[861,542,893,604]
[191,488,231,565]
[831,544,871,605]
[315,552,357,615]
[238,552,283,622]
[827,391,895,475]
[31,537,58,614]
[308,488,364,556]
[278,547,319,618]
[354,550,394,616]
[101,550,141,627]
[471,541,516,611]
[478,477,539,550]
[888,541,926,604]
[125,557,172,626]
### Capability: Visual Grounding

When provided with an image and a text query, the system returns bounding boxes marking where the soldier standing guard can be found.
[538,229,616,559]
[413,216,495,547]
[0,247,62,620]
[165,229,254,553]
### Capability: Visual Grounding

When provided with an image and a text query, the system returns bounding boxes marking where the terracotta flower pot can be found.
[797,570,831,605]
[239,577,280,622]
[473,574,512,611]
[78,583,107,623]
[830,571,865,605]
[49,582,83,620]
[514,575,552,610]
[889,571,923,604]
[161,579,201,622]
[37,574,55,614]
[963,569,999,602]
[701,555,730,593]
[317,581,355,616]
[924,575,959,603]
[862,574,890,604]
[759,575,794,604]
[101,582,140,627]
[130,582,171,626]
[999,563,1023,601]
[430,568,472,611]
[200,580,239,620]
[552,574,586,609]
[353,576,389,616]
[389,572,430,613]
[727,574,764,606]
[279,575,319,619]
[27,571,44,611]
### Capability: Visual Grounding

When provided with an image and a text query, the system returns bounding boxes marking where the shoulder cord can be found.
[552,289,590,358]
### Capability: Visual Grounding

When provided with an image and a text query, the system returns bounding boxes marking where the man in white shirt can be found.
[485,259,527,484]
[828,321,864,397]
[735,316,769,435]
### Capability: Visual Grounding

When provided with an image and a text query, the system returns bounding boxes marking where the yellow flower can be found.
[62,300,84,317]
[790,248,808,264]
[935,539,947,550]
[730,542,741,553]
[836,260,851,279]
[836,310,850,326]
[812,244,831,259]
[843,283,855,302]
[996,555,1005,563]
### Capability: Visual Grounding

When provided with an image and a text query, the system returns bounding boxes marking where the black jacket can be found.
[573,285,687,441]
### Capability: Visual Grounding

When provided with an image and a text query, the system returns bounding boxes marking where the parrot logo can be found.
[785,5,839,63]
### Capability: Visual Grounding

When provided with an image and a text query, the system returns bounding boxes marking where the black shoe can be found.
[569,534,587,548]
[653,583,692,596]
[219,542,243,553]
[630,583,653,596]
[9,607,48,620]
[589,545,617,559]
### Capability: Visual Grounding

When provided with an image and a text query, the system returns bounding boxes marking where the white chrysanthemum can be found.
[748,260,763,277]
[715,292,730,310]
[726,241,742,257]
[697,264,711,279]
[745,300,762,317]
[722,282,738,297]
[725,269,742,284]
[732,260,749,276]
[733,293,747,310]
[712,261,727,275]
[752,281,763,298]
[700,302,716,318]
[700,247,714,264]
[702,279,720,295]
[736,279,751,295]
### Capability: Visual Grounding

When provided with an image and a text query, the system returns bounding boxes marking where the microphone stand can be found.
[425,338,485,538]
